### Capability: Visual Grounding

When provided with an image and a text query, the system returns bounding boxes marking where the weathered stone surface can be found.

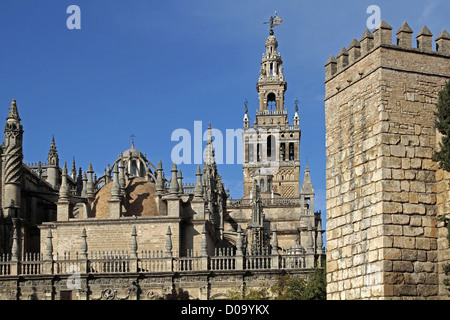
[325,21,450,300]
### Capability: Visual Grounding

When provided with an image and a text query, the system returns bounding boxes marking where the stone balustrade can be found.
[0,248,311,276]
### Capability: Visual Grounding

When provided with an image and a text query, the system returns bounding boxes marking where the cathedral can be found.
[0,21,324,300]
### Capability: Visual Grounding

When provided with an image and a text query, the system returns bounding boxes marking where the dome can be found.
[91,178,158,218]
[123,141,145,159]
[265,35,278,46]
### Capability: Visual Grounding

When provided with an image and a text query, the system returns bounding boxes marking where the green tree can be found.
[227,266,327,300]
[433,80,450,296]
[158,287,192,300]
[227,285,270,300]
[433,80,450,172]
[271,268,326,300]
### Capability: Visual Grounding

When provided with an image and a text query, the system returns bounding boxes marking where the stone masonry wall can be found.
[325,27,450,300]
[39,217,182,258]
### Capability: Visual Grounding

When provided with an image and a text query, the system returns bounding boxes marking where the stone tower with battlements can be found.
[325,21,450,299]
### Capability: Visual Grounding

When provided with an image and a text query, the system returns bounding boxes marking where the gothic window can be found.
[260,179,265,192]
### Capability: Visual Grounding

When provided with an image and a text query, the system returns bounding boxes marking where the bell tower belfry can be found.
[257,32,286,113]
[242,14,301,199]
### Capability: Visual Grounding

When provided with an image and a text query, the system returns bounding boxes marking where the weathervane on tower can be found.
[263,11,282,35]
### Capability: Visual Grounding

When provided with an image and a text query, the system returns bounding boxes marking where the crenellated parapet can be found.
[325,21,450,82]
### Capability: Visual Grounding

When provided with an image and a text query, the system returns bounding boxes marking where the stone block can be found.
[409,181,426,193]
[392,214,410,225]
[383,202,402,213]
[411,158,422,169]
[403,225,424,237]
[390,145,406,157]
[393,261,414,272]
[416,238,432,250]
[393,236,415,249]
[403,203,426,215]
[383,248,402,260]
[393,284,417,296]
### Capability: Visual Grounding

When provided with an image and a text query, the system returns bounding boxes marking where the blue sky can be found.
[0,0,448,223]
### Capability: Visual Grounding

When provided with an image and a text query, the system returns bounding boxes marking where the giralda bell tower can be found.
[242,13,301,199]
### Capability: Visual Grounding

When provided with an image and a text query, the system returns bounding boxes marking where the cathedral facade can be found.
[0,28,324,300]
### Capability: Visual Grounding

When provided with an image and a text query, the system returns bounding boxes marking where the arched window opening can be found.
[304,198,311,214]
[267,135,276,161]
[257,143,261,162]
[267,92,276,110]
[248,142,254,162]
[280,143,286,161]
[289,143,295,161]
[260,179,265,192]
[131,160,138,176]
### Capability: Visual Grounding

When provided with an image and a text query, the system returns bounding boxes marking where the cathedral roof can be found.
[91,178,158,218]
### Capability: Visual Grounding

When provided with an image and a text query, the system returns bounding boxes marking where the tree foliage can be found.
[433,80,450,296]
[227,266,326,300]
[158,288,192,300]
[433,80,450,172]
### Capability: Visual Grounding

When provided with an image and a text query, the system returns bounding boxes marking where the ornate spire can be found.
[177,170,183,195]
[4,99,24,191]
[58,162,70,201]
[118,155,126,195]
[248,181,265,254]
[47,136,59,165]
[293,98,300,127]
[257,18,287,112]
[130,226,138,258]
[201,225,208,257]
[306,225,314,254]
[194,165,204,199]
[243,99,250,129]
[71,157,77,180]
[165,226,173,257]
[86,163,95,198]
[203,123,216,167]
[155,160,165,194]
[80,228,88,259]
[236,225,243,256]
[316,218,324,255]
[11,227,19,261]
[110,164,121,200]
[79,171,87,197]
[301,164,314,195]
[7,99,20,122]
[271,224,279,252]
[45,229,53,261]
[169,163,179,194]
[250,181,263,227]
